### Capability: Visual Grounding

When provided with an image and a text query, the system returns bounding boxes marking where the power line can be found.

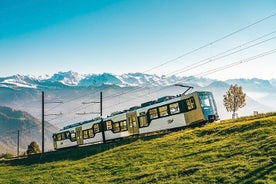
[166,33,276,76]
[195,48,276,77]
[143,12,276,73]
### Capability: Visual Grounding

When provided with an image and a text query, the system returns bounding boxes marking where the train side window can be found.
[149,108,158,119]
[159,106,168,117]
[120,121,127,131]
[169,103,180,114]
[57,134,62,141]
[93,124,100,133]
[66,132,70,139]
[127,117,132,127]
[113,122,120,133]
[106,120,112,130]
[186,97,196,110]
[61,133,66,140]
[71,132,76,141]
[139,116,148,127]
[53,134,57,141]
[88,129,94,138]
[83,130,88,139]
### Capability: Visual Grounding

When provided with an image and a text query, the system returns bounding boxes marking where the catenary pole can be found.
[42,91,45,154]
[17,130,19,157]
[100,92,106,143]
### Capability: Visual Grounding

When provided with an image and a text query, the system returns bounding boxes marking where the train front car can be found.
[197,91,219,122]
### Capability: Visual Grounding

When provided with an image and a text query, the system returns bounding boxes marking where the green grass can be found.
[0,113,275,184]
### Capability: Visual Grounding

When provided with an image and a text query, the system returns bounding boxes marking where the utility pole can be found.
[42,91,45,154]
[100,92,106,143]
[78,92,105,143]
[17,130,19,158]
[41,91,63,154]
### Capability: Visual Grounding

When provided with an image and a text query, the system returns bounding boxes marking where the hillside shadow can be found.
[5,133,166,166]
[235,160,275,184]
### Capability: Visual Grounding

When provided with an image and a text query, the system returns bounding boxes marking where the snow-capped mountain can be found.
[0,74,39,88]
[0,71,215,89]
[46,71,85,86]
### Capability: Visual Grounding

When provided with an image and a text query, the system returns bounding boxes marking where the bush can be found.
[1,152,13,159]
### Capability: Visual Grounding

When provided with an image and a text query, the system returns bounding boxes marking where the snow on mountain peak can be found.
[48,71,85,86]
[1,71,274,91]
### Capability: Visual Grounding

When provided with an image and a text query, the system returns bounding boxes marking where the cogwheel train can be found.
[53,90,219,150]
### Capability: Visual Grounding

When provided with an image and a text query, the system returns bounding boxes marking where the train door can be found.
[53,141,57,150]
[127,112,139,135]
[75,127,83,145]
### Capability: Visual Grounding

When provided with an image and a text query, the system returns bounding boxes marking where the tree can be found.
[223,84,246,118]
[26,141,41,155]
[1,152,13,159]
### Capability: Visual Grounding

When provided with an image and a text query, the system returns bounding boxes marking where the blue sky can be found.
[0,0,276,80]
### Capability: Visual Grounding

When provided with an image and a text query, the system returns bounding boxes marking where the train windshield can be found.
[198,92,218,121]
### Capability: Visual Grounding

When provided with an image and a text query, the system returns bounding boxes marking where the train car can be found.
[53,91,218,150]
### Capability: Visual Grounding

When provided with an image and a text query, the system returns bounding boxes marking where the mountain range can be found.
[0,71,275,90]
[0,71,275,154]
[0,71,212,88]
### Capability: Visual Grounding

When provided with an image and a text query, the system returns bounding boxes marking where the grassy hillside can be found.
[0,113,275,183]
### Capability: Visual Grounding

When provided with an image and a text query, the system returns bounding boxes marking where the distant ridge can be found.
[1,71,275,89]
[0,106,58,155]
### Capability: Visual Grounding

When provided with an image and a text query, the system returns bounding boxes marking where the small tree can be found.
[1,152,13,159]
[26,141,41,155]
[223,84,246,118]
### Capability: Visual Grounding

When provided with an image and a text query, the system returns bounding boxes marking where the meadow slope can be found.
[0,113,275,184]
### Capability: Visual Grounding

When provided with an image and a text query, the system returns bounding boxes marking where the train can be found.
[52,90,219,150]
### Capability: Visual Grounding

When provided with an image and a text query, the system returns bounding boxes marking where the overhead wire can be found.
[166,32,276,76]
[195,48,276,77]
[143,12,276,73]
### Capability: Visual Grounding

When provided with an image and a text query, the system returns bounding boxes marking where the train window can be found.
[127,117,132,127]
[83,130,88,139]
[186,97,196,110]
[169,103,180,114]
[113,122,120,133]
[61,133,65,140]
[140,112,146,116]
[201,96,211,107]
[71,132,76,141]
[88,129,94,138]
[106,120,112,130]
[66,132,70,139]
[120,121,127,131]
[53,134,57,141]
[139,116,148,127]
[159,106,168,117]
[93,124,100,133]
[149,108,158,119]
[57,134,62,141]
